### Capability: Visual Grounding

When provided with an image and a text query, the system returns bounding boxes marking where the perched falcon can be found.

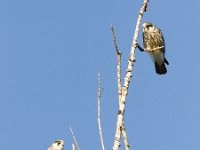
[138,22,169,74]
[48,140,64,150]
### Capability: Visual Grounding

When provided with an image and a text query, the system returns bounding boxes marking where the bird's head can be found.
[48,140,64,150]
[54,140,64,144]
[143,22,155,32]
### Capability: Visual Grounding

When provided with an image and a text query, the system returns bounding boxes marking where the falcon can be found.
[138,22,169,74]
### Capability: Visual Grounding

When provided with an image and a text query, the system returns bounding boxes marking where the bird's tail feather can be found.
[155,63,167,74]
[164,58,169,65]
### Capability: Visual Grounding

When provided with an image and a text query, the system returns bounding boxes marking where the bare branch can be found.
[112,1,149,150]
[69,127,80,150]
[72,144,76,150]
[111,25,121,55]
[97,71,105,150]
[121,121,130,150]
[111,25,122,104]
[111,25,130,149]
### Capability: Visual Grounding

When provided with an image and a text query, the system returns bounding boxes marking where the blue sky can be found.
[0,0,200,150]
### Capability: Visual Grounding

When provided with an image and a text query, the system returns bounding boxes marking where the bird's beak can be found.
[143,23,147,28]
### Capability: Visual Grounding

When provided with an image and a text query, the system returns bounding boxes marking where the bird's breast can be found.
[148,50,164,65]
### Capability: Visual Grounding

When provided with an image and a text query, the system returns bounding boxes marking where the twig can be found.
[112,1,149,150]
[72,144,76,150]
[69,127,81,150]
[121,121,130,150]
[97,71,105,150]
[111,25,130,150]
[111,25,122,104]
[111,25,121,55]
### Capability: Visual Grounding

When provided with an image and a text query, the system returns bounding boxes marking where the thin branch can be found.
[69,127,80,150]
[121,121,130,150]
[111,25,122,104]
[111,25,130,150]
[112,1,149,150]
[72,144,76,150]
[111,25,121,55]
[97,71,105,150]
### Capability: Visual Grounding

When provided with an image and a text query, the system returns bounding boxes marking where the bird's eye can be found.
[146,25,151,28]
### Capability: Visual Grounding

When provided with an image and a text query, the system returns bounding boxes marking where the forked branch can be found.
[112,1,149,150]
[111,25,130,150]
